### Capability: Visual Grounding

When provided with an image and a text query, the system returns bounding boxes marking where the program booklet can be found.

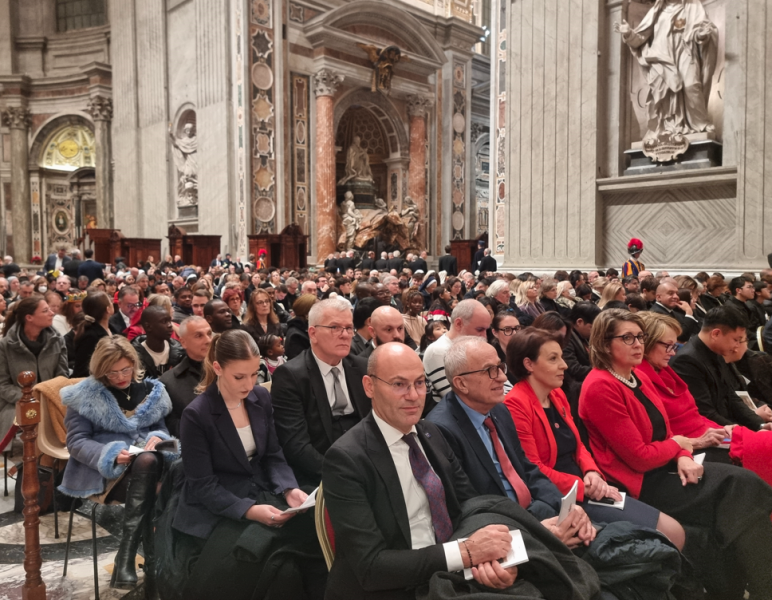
[557,480,578,525]
[462,529,529,580]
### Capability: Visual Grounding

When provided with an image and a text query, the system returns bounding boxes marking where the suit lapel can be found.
[210,392,253,472]
[244,392,267,463]
[305,351,334,443]
[363,414,411,547]
[344,356,370,417]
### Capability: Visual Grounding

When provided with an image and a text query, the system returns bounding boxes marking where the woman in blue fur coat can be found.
[60,335,179,594]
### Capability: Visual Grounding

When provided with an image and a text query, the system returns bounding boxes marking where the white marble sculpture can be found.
[340,192,363,249]
[401,196,419,242]
[169,122,199,205]
[616,0,718,161]
[337,136,374,185]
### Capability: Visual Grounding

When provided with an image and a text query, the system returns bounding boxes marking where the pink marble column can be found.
[313,68,344,263]
[407,95,432,250]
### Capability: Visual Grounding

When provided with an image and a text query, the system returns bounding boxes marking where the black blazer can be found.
[407,258,428,274]
[438,254,457,276]
[72,325,111,378]
[44,254,70,272]
[173,383,298,540]
[108,311,129,336]
[360,258,375,271]
[63,259,81,279]
[349,333,369,356]
[77,259,106,283]
[426,394,561,521]
[270,349,370,486]
[478,255,498,274]
[374,259,388,271]
[387,258,404,272]
[322,413,480,600]
[160,355,202,438]
[649,302,699,342]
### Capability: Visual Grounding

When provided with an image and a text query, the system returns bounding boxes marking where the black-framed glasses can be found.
[655,341,678,353]
[607,333,648,346]
[494,325,522,336]
[369,375,432,395]
[457,362,508,379]
[315,325,354,336]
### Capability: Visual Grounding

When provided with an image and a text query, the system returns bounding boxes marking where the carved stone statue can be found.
[374,197,388,212]
[401,196,419,242]
[356,44,409,94]
[617,0,718,161]
[339,192,363,250]
[169,122,199,206]
[337,136,374,185]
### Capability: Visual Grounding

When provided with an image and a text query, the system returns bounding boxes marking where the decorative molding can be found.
[291,73,311,241]
[86,95,113,121]
[1,107,32,130]
[406,95,433,118]
[313,68,344,97]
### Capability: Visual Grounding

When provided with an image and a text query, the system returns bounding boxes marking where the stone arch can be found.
[334,89,409,159]
[28,113,94,170]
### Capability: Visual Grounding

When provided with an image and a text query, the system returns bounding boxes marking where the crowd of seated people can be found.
[2,245,772,600]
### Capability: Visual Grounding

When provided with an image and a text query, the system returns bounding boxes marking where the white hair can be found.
[486,280,510,299]
[444,336,490,387]
[393,250,400,257]
[382,275,398,285]
[178,315,207,338]
[301,280,317,294]
[308,297,352,327]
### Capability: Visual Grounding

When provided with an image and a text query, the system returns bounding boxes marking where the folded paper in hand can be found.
[128,439,179,454]
[282,487,318,514]
[463,529,528,580]
[557,480,578,525]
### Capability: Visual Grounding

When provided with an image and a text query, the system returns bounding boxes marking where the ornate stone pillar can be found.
[86,95,114,229]
[407,95,432,250]
[313,68,343,262]
[1,107,32,262]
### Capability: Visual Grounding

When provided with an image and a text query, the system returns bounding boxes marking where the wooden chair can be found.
[757,326,765,352]
[314,483,335,570]
[259,380,272,393]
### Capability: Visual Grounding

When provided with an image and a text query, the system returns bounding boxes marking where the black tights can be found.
[107,452,162,504]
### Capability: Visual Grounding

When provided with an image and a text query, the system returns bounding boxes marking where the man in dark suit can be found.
[472,240,486,272]
[161,316,212,437]
[350,297,379,355]
[438,245,457,276]
[358,306,418,359]
[323,343,519,599]
[44,246,71,273]
[478,249,498,274]
[412,250,429,275]
[271,297,371,486]
[374,251,389,272]
[324,253,339,274]
[337,250,355,274]
[649,280,700,342]
[109,285,141,335]
[387,250,404,273]
[63,249,82,279]
[77,248,106,283]
[563,303,600,445]
[726,276,763,349]
[360,251,376,272]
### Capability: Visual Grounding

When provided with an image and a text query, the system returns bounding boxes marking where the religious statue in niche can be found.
[357,43,409,94]
[401,196,419,242]
[616,0,718,163]
[339,191,364,249]
[337,136,374,185]
[85,214,97,229]
[169,121,199,206]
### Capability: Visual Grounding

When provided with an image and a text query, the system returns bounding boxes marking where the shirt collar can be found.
[655,301,673,314]
[455,394,489,430]
[311,349,341,378]
[373,410,417,447]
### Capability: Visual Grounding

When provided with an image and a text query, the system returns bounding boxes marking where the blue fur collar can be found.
[61,377,171,432]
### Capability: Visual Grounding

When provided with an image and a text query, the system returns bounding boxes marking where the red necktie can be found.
[483,417,532,509]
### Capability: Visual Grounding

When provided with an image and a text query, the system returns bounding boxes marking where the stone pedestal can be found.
[1,107,32,262]
[313,68,343,262]
[407,95,432,250]
[624,133,723,177]
[337,180,376,208]
[86,95,114,229]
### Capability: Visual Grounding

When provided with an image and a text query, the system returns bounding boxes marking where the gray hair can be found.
[179,315,207,338]
[486,280,510,299]
[444,336,490,388]
[285,276,298,286]
[301,280,317,294]
[382,275,398,286]
[308,297,352,327]
[450,298,482,324]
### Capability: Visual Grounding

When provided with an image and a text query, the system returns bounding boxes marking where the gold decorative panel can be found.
[39,125,95,172]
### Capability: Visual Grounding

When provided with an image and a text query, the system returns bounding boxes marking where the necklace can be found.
[608,368,637,389]
[217,386,243,410]
[225,400,243,411]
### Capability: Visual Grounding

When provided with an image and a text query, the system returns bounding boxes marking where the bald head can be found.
[449,299,492,339]
[369,306,406,346]
[655,281,679,309]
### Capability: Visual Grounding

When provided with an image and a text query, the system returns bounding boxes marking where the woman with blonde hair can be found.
[243,287,281,343]
[60,335,177,591]
[597,282,625,309]
[516,280,545,320]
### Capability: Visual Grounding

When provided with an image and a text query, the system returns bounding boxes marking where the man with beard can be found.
[359,306,416,359]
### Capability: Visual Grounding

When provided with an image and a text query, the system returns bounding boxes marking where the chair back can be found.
[314,482,335,570]
[34,377,80,461]
[758,326,765,352]
[259,381,272,393]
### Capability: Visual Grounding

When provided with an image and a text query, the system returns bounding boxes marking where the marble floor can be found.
[0,442,147,600]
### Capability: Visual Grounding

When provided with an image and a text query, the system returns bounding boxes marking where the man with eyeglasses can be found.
[271,297,370,486]
[650,281,699,343]
[109,285,141,335]
[725,275,763,350]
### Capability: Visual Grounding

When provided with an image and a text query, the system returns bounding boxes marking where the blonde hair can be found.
[598,282,624,309]
[147,293,173,316]
[639,312,681,357]
[588,309,645,371]
[90,336,144,385]
[515,281,536,306]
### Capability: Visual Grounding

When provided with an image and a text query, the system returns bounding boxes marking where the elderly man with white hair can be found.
[271,297,371,486]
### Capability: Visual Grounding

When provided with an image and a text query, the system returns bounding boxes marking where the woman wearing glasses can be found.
[243,287,282,345]
[60,336,177,591]
[72,291,115,378]
[490,312,522,392]
[579,309,772,599]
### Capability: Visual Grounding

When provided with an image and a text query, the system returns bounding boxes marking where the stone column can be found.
[407,95,432,250]
[1,107,32,262]
[86,95,114,229]
[313,68,343,262]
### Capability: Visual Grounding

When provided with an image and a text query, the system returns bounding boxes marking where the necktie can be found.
[330,367,348,416]
[483,417,532,509]
[402,433,453,543]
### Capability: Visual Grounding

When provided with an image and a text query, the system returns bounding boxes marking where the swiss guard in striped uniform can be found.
[622,238,645,277]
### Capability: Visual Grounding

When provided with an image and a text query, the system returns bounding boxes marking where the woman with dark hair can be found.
[427,283,453,323]
[490,311,521,391]
[60,336,177,592]
[172,329,325,599]
[243,288,281,344]
[283,293,317,360]
[72,291,115,378]
[0,296,68,436]
[256,333,285,384]
[574,283,593,302]
[531,311,571,342]
[445,276,463,302]
[579,309,772,598]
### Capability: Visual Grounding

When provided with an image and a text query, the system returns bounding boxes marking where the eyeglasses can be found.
[369,375,432,395]
[106,366,134,380]
[607,333,648,346]
[254,300,271,306]
[494,325,522,336]
[315,325,354,336]
[655,341,678,353]
[457,362,508,379]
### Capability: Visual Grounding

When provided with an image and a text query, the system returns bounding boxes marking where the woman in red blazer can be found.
[504,328,681,540]
[579,309,772,599]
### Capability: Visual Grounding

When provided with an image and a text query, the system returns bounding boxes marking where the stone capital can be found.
[1,106,32,130]
[86,95,113,121]
[313,69,344,98]
[406,95,433,118]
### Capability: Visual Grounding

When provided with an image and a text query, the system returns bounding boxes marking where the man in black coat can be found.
[408,251,428,275]
[109,285,141,335]
[63,250,82,279]
[374,251,389,272]
[472,240,486,272]
[131,306,184,379]
[76,248,106,283]
[161,316,212,437]
[726,276,763,349]
[387,250,405,273]
[438,245,458,276]
[478,248,498,274]
[44,246,71,273]
[649,280,699,342]
[336,250,355,274]
[360,251,376,272]
[271,298,371,486]
[563,303,600,445]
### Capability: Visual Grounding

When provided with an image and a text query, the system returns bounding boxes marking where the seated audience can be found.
[725,276,764,349]
[242,287,282,345]
[283,293,317,360]
[256,333,285,383]
[427,283,453,323]
[597,282,625,309]
[401,289,426,347]
[490,311,521,393]
[172,287,194,324]
[650,280,699,342]
[359,305,413,358]
[54,288,84,335]
[72,291,115,378]
[418,320,447,358]
[109,285,141,336]
[222,286,245,327]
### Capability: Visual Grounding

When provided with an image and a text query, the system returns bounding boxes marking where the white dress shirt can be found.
[372,411,464,572]
[120,310,131,328]
[311,351,354,415]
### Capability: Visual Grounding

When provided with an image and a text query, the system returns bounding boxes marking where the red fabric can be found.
[505,381,600,501]
[637,360,722,438]
[125,307,146,341]
[729,427,772,488]
[324,507,335,554]
[578,368,691,499]
[483,417,532,508]
[0,424,19,453]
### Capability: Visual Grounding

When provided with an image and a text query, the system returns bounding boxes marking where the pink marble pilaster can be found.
[407,95,432,250]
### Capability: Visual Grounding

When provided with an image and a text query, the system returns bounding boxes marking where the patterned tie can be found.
[330,367,348,416]
[402,433,453,543]
[483,417,532,509]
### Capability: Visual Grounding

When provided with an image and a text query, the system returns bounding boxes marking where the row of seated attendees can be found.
[1,255,772,599]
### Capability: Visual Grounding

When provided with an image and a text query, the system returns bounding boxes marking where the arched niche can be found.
[333,89,409,160]
[29,113,95,172]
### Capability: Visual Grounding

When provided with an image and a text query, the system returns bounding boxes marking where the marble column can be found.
[313,68,343,262]
[407,95,432,250]
[1,107,32,262]
[86,95,114,229]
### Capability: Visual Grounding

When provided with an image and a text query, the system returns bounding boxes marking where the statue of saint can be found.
[338,136,373,185]
[401,196,419,242]
[339,192,363,249]
[617,0,718,146]
[169,122,199,206]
